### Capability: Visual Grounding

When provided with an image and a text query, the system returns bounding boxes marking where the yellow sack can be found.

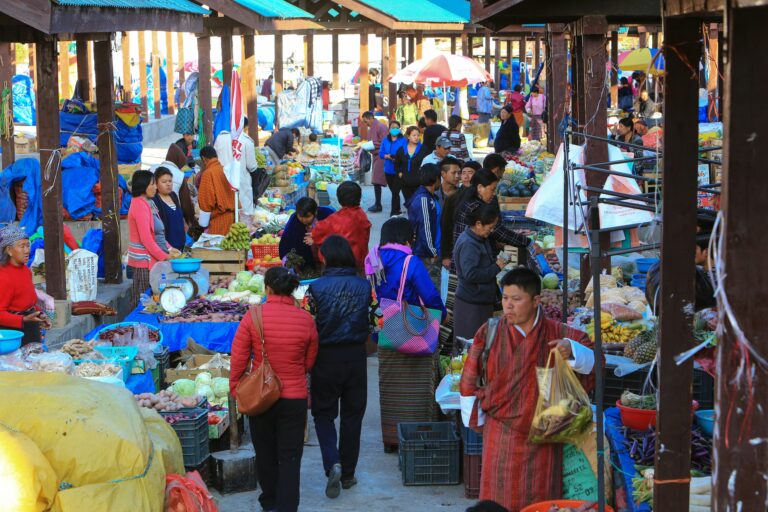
[0,373,167,512]
[139,407,185,477]
[0,424,58,512]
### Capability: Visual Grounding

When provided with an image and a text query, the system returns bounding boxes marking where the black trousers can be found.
[384,173,402,214]
[249,398,307,512]
[311,358,368,479]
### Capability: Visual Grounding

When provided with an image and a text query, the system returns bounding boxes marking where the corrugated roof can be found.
[234,0,313,18]
[357,0,469,23]
[54,0,209,14]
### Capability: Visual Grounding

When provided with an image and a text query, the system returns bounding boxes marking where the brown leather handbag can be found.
[235,305,282,415]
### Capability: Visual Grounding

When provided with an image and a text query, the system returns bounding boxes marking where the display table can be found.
[605,408,651,512]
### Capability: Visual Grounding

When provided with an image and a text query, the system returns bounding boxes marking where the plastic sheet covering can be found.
[81,228,105,278]
[213,85,231,141]
[59,113,143,165]
[277,77,323,133]
[0,372,177,512]
[12,74,36,126]
[258,105,275,131]
[62,153,101,219]
[0,158,42,235]
[0,424,58,512]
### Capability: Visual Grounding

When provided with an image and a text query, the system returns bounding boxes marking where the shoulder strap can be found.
[478,317,501,387]
[560,322,568,339]
[250,305,267,359]
[396,255,412,302]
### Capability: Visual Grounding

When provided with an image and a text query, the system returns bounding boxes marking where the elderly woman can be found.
[0,225,50,344]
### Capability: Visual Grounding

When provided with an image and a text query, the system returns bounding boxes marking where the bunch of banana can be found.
[586,312,643,343]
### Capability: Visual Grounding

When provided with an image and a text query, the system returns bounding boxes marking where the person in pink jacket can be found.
[127,170,177,307]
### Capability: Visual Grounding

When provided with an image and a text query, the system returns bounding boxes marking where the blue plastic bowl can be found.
[695,409,715,437]
[635,257,660,274]
[631,273,647,282]
[170,258,203,273]
[0,330,23,354]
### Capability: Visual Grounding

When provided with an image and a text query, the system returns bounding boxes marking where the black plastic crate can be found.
[398,422,460,486]
[154,346,170,389]
[460,425,483,456]
[598,365,714,410]
[162,407,209,467]
[463,453,482,499]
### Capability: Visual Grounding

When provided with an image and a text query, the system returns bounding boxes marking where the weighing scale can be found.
[159,259,204,315]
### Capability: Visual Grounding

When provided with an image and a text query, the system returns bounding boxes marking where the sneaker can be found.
[341,477,358,490]
[390,211,403,217]
[325,463,342,499]
[368,205,383,213]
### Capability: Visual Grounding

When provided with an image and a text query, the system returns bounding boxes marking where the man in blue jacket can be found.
[406,163,441,287]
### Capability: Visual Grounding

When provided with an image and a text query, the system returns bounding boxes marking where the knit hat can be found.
[0,224,28,254]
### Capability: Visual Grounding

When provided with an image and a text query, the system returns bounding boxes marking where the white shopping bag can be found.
[598,145,654,228]
[460,395,485,428]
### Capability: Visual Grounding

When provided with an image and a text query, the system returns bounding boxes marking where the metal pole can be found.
[562,130,570,321]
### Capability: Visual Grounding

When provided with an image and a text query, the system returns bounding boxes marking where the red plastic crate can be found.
[251,243,279,260]
[463,453,482,499]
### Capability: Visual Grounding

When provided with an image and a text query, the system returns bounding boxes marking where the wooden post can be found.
[717,27,723,120]
[197,36,213,145]
[58,41,70,99]
[93,40,122,284]
[304,34,314,77]
[151,32,161,119]
[714,6,768,510]
[177,32,185,104]
[359,33,369,138]
[121,32,132,102]
[494,38,501,88]
[407,36,415,64]
[28,44,36,89]
[506,40,512,67]
[166,32,175,115]
[461,32,470,57]
[450,36,457,55]
[381,36,388,112]
[546,26,567,153]
[37,39,66,300]
[639,31,647,48]
[221,32,233,88]
[484,32,491,73]
[652,17,701,512]
[0,43,15,167]
[534,36,541,72]
[415,32,423,60]
[332,33,339,89]
[75,39,90,102]
[243,35,258,143]
[706,24,718,122]
[138,32,148,116]
[610,31,619,87]
[274,34,283,96]
[388,36,397,118]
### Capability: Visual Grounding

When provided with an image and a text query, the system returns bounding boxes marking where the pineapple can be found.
[624,335,646,358]
[632,342,657,364]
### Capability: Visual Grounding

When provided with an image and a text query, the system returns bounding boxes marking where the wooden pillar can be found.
[151,32,161,119]
[304,34,314,77]
[28,44,36,89]
[243,35,258,143]
[93,40,122,284]
[87,42,95,101]
[407,35,415,64]
[506,40,512,65]
[461,32,470,57]
[494,39,501,88]
[653,17,701,512]
[534,36,541,72]
[388,36,397,118]
[450,36,457,54]
[331,33,339,89]
[484,32,492,73]
[221,32,233,88]
[121,32,132,102]
[0,43,15,167]
[138,32,148,116]
[197,36,213,145]
[714,6,768,510]
[706,24,718,122]
[37,39,66,300]
[381,36,388,112]
[610,31,619,86]
[75,39,90,102]
[546,26,567,153]
[274,34,284,96]
[359,33,369,137]
[639,31,647,48]
[415,32,423,60]
[717,27,723,120]
[58,41,70,99]
[177,32,186,104]
[166,32,175,115]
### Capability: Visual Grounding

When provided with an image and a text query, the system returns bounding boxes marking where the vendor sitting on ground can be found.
[460,268,596,512]
[279,197,334,271]
[0,225,50,345]
[197,145,238,236]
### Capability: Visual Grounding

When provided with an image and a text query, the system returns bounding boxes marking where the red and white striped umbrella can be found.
[229,69,245,221]
[387,53,492,87]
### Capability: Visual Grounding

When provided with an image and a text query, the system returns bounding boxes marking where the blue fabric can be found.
[153,196,186,250]
[12,75,35,126]
[379,136,406,175]
[213,85,231,141]
[405,186,439,259]
[81,228,105,278]
[476,86,493,114]
[308,267,371,346]
[132,63,168,116]
[0,158,43,235]
[59,112,143,165]
[61,153,100,219]
[278,206,333,268]
[258,106,275,131]
[118,175,133,216]
[375,248,446,320]
[126,369,155,394]
[605,407,652,512]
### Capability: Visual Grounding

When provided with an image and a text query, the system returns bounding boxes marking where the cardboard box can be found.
[329,89,345,104]
[165,354,230,383]
[346,98,360,110]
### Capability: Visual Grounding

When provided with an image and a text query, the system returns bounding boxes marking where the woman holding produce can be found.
[440,115,470,161]
[230,267,319,512]
[305,236,374,499]
[379,120,407,216]
[394,126,424,202]
[0,224,50,344]
[152,167,187,251]
[453,204,504,350]
[365,217,446,453]
[127,171,179,308]
[278,197,334,271]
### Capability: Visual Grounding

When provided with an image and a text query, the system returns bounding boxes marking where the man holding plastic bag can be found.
[460,268,596,512]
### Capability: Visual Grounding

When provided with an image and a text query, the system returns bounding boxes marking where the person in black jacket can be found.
[305,236,373,499]
[421,109,447,156]
[394,126,424,201]
[493,105,521,154]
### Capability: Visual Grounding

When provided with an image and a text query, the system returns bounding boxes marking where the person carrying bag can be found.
[235,305,282,415]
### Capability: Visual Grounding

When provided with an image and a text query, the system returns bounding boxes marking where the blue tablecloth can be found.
[605,407,652,512]
[126,370,155,394]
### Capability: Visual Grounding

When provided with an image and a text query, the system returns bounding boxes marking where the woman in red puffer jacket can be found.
[230,267,318,512]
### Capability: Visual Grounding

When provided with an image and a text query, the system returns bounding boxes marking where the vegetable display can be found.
[623,427,712,473]
[75,362,121,377]
[98,325,160,343]
[162,412,196,425]
[134,390,201,412]
[220,222,251,250]
[585,312,643,344]
[62,339,97,358]
[624,325,658,364]
[162,298,248,323]
[633,469,712,509]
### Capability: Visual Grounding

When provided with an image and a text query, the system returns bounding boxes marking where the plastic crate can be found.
[398,422,461,486]
[463,453,482,499]
[162,407,209,467]
[94,346,138,381]
[251,243,279,260]
[460,425,483,456]
[599,365,714,410]
[153,346,170,390]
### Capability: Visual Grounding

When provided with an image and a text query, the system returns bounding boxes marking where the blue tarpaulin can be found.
[213,85,231,141]
[81,228,105,278]
[0,158,43,235]
[258,106,275,131]
[605,408,652,512]
[12,75,35,126]
[59,112,143,164]
[126,370,155,394]
[62,153,101,219]
[132,63,168,116]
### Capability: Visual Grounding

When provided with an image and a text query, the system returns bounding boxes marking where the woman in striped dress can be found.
[366,217,446,452]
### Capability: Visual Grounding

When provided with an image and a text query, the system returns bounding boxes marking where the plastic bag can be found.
[137,342,159,370]
[530,348,593,444]
[601,303,643,322]
[0,350,27,372]
[27,352,75,374]
[165,471,218,512]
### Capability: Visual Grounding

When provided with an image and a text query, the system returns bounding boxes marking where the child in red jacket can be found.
[310,182,372,270]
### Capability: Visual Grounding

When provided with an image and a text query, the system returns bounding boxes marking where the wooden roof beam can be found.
[0,0,50,33]
[50,7,204,34]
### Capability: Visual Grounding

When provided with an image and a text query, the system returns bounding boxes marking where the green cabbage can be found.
[212,377,229,398]
[195,372,212,387]
[247,275,265,295]
[213,288,227,296]
[172,379,196,397]
[195,383,215,402]
[236,271,253,285]
[542,273,560,290]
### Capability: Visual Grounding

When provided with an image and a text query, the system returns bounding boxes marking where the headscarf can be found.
[166,142,189,170]
[364,243,412,286]
[0,224,28,260]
